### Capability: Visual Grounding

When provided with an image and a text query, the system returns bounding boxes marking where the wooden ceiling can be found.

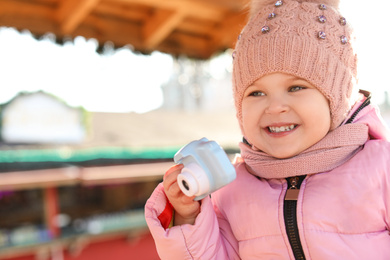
[0,0,250,59]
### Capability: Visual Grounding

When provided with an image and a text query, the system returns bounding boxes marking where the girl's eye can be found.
[249,91,265,97]
[289,86,305,92]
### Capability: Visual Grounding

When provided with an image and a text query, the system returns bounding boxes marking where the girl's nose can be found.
[265,96,289,114]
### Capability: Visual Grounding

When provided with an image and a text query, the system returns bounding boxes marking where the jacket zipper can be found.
[344,89,371,124]
[284,176,306,260]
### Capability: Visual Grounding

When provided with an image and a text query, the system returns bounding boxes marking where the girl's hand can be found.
[163,164,200,226]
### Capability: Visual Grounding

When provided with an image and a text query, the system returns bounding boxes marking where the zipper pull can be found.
[285,176,300,201]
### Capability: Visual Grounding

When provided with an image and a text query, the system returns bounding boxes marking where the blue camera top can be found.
[174,138,236,200]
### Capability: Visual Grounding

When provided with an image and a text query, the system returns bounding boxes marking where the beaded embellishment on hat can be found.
[268,12,276,20]
[340,35,348,44]
[318,31,326,39]
[233,31,243,58]
[339,17,348,44]
[316,3,349,44]
[340,17,347,26]
[318,15,327,23]
[261,25,270,34]
[317,4,327,39]
[259,0,283,34]
[234,0,351,60]
[275,0,283,7]
[319,4,327,10]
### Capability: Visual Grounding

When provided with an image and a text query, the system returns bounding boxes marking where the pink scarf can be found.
[240,123,369,179]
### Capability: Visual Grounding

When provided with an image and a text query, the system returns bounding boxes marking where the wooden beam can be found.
[94,2,151,22]
[177,18,217,37]
[80,162,171,186]
[0,0,248,59]
[76,15,214,58]
[57,0,101,35]
[0,162,168,191]
[0,1,55,21]
[0,167,79,191]
[142,9,186,50]
[197,0,250,11]
[77,14,143,47]
[107,0,225,21]
[208,11,249,54]
[159,31,212,59]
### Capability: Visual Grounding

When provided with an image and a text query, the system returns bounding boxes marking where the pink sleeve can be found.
[144,183,238,259]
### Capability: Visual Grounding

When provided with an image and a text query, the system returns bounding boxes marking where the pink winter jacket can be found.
[145,100,390,259]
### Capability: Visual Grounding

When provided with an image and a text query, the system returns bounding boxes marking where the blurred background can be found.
[0,0,389,259]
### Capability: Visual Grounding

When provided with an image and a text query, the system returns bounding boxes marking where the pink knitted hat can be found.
[232,0,358,132]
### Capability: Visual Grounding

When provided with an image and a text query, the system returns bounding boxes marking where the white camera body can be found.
[174,138,236,201]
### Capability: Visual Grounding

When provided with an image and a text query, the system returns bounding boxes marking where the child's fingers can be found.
[163,164,184,180]
[163,169,181,188]
[163,164,199,206]
[181,194,197,204]
[163,164,184,196]
[166,178,181,194]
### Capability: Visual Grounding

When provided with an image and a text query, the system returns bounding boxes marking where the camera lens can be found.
[182,180,190,191]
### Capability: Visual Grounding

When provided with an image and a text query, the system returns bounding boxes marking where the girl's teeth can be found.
[268,125,295,133]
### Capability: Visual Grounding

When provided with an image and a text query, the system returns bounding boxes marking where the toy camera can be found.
[174,138,236,201]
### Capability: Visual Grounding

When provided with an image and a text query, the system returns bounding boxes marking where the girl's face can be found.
[242,73,331,159]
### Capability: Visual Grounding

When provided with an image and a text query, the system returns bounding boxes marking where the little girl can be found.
[145,0,390,259]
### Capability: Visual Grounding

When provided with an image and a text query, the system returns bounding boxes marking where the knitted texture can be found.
[240,122,368,179]
[232,0,358,132]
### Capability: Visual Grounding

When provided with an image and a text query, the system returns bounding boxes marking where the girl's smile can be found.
[266,123,298,135]
[241,73,331,159]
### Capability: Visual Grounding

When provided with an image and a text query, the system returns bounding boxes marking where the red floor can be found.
[2,232,159,260]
